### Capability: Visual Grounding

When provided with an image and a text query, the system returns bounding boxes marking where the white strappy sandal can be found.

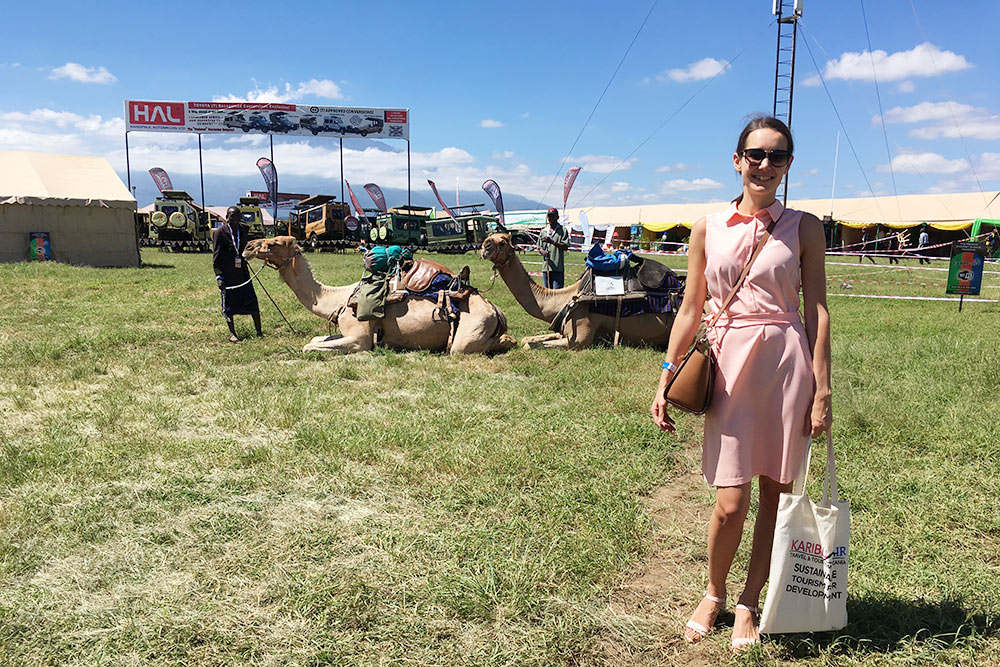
[683,592,726,643]
[731,603,761,653]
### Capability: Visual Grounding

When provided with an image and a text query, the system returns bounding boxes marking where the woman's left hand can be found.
[806,391,832,438]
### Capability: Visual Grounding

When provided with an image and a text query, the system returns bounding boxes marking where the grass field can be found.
[0,247,998,666]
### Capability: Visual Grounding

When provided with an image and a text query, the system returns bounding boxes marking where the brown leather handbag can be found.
[663,213,782,414]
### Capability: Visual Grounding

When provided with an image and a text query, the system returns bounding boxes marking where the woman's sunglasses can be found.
[740,148,792,167]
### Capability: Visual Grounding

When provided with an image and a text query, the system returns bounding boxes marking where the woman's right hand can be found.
[651,383,676,433]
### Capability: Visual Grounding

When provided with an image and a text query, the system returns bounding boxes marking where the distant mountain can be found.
[125,173,546,215]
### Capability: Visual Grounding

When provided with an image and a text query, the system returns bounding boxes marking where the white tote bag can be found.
[759,430,850,634]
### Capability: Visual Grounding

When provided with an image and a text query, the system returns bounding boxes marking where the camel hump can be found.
[402,259,456,292]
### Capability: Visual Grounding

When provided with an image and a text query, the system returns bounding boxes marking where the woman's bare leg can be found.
[733,475,792,643]
[686,483,751,639]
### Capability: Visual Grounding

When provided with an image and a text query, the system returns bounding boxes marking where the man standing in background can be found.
[537,207,570,289]
[213,206,262,342]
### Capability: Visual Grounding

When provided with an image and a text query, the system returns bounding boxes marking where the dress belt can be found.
[708,311,801,328]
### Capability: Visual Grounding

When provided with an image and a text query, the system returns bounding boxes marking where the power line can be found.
[574,20,772,208]
[798,22,886,223]
[539,0,659,205]
[908,0,991,215]
[860,0,902,223]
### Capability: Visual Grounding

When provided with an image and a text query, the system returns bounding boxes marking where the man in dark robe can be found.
[213,206,262,342]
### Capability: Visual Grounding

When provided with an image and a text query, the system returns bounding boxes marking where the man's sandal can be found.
[683,592,726,643]
[730,603,761,653]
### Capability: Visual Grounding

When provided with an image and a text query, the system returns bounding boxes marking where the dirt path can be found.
[598,445,740,666]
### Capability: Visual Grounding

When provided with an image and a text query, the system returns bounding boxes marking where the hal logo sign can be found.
[129,101,185,126]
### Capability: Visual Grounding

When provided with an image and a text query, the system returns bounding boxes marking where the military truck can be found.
[289,194,360,249]
[146,190,214,250]
[369,203,502,252]
[235,197,266,240]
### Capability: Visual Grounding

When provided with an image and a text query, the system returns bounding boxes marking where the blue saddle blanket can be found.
[586,243,633,272]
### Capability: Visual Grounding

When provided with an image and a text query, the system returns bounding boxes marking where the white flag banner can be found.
[579,210,593,248]
[603,226,616,246]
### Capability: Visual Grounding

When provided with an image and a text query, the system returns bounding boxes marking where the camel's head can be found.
[481,232,515,266]
[243,236,302,269]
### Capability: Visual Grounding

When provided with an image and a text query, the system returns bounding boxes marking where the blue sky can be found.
[3,0,999,210]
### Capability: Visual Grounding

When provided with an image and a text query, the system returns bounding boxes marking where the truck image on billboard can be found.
[124,100,408,140]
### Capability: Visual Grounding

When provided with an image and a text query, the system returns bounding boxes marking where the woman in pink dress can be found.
[650,116,832,652]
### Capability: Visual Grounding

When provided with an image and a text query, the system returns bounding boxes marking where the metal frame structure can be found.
[772,0,803,204]
[124,107,411,216]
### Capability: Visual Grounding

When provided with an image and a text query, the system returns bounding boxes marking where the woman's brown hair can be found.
[736,115,794,155]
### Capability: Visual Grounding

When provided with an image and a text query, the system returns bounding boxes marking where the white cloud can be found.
[492,150,514,159]
[977,153,1000,179]
[804,168,820,176]
[479,119,503,128]
[659,178,723,194]
[659,57,730,83]
[910,115,1000,140]
[0,105,709,206]
[874,100,1000,141]
[878,152,969,175]
[818,42,970,83]
[897,81,916,93]
[570,154,636,174]
[878,101,980,124]
[49,62,117,84]
[520,112,530,119]
[213,79,343,104]
[655,162,689,173]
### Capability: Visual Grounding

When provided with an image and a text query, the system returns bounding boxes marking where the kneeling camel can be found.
[480,233,676,350]
[244,236,517,355]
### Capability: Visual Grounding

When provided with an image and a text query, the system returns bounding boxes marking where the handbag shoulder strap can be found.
[706,211,782,329]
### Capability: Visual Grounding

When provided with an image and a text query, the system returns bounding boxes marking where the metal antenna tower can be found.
[772,0,802,203]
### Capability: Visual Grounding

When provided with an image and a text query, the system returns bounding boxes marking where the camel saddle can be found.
[346,258,474,317]
[576,253,683,301]
[549,253,684,335]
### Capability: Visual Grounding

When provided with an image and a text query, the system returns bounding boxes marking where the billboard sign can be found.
[125,100,409,140]
[946,241,986,296]
[245,191,310,208]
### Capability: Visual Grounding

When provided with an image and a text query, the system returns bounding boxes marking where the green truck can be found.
[368,204,508,253]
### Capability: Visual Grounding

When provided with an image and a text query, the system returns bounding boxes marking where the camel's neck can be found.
[496,253,578,322]
[277,255,356,318]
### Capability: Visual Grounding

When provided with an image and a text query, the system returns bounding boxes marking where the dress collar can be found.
[725,198,785,226]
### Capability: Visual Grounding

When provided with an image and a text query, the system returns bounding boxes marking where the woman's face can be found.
[733,128,794,198]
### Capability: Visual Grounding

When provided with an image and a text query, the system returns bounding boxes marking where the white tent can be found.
[0,151,139,267]
[507,191,1000,233]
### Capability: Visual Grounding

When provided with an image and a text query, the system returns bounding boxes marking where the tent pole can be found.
[125,131,132,193]
[198,134,206,211]
[339,137,344,203]
[407,140,411,207]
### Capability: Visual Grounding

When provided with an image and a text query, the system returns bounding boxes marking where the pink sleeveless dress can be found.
[701,200,813,486]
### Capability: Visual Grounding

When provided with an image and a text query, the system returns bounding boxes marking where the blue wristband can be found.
[662,361,677,373]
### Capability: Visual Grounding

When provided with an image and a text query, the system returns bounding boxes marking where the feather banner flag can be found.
[481,179,505,226]
[427,179,457,220]
[148,167,173,193]
[344,180,368,223]
[256,157,278,224]
[563,166,582,210]
[363,183,388,213]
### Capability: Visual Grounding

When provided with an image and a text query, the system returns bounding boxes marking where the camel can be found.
[243,236,517,354]
[480,233,676,350]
